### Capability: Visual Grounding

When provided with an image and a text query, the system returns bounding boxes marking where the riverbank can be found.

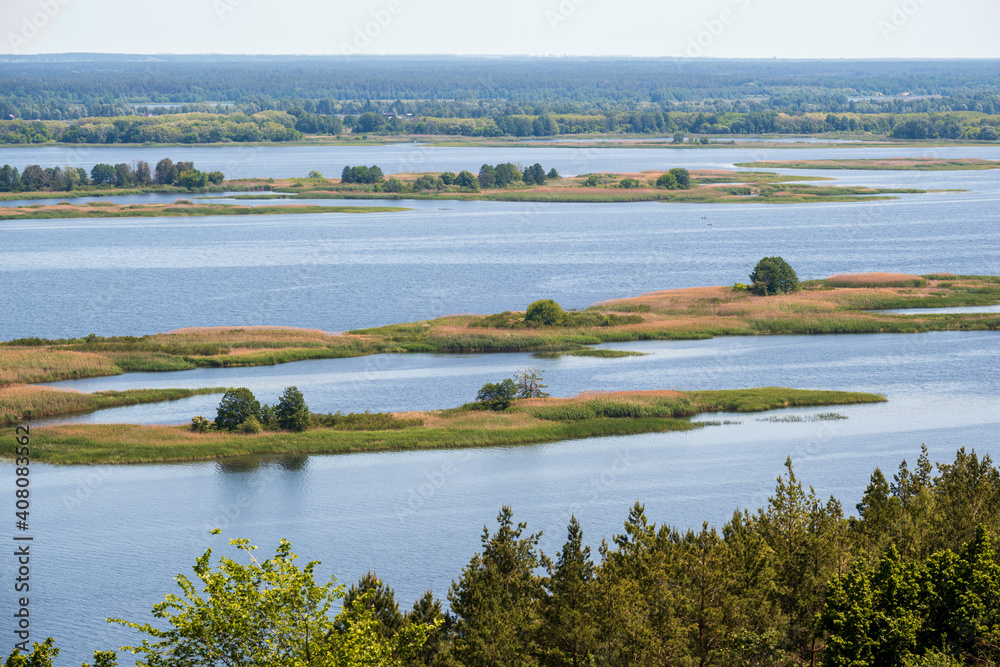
[0,387,886,465]
[0,201,409,220]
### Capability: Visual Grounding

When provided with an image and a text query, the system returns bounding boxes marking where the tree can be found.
[476,379,518,411]
[542,516,597,667]
[440,171,456,185]
[455,170,479,190]
[275,385,310,432]
[494,162,522,187]
[514,368,549,399]
[547,167,561,180]
[448,506,546,667]
[656,171,678,189]
[109,533,434,666]
[133,160,152,186]
[341,572,405,640]
[114,163,135,187]
[523,163,546,186]
[178,169,208,190]
[748,256,799,296]
[206,171,225,185]
[214,388,261,432]
[669,167,691,189]
[90,163,116,186]
[154,158,176,185]
[478,164,496,189]
[525,299,565,326]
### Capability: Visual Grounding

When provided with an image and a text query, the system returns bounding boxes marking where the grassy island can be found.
[1,387,885,465]
[0,201,408,220]
[1,274,997,395]
[218,168,923,204]
[734,157,1000,171]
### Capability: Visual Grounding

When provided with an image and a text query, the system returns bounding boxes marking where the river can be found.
[1,144,998,663]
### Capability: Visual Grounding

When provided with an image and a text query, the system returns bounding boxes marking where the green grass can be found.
[0,387,886,464]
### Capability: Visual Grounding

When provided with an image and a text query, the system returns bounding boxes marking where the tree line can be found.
[8,446,1000,666]
[0,158,222,192]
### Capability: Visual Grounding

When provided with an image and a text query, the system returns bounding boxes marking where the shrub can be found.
[618,178,641,189]
[525,299,565,326]
[582,174,599,187]
[190,415,210,432]
[749,257,800,296]
[733,282,749,292]
[238,416,263,434]
[476,379,517,411]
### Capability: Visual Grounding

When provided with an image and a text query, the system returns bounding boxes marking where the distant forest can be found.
[1,56,999,142]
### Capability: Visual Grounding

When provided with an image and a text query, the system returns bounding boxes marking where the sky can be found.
[2,0,999,58]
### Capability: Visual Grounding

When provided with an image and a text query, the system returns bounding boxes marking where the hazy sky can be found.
[3,0,999,58]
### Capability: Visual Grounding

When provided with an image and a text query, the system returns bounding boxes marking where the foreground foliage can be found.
[9,447,1000,666]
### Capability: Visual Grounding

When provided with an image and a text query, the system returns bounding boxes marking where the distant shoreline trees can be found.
[0,158,222,192]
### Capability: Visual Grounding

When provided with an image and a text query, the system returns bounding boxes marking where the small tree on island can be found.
[749,256,800,296]
[276,385,311,432]
[514,368,549,399]
[525,299,566,326]
[215,388,261,431]
[476,379,518,411]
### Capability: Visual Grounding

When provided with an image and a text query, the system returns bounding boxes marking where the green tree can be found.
[542,516,597,667]
[655,171,678,189]
[90,163,116,185]
[214,388,261,432]
[525,299,565,326]
[478,164,497,189]
[110,533,434,666]
[449,506,546,667]
[178,169,208,189]
[455,170,479,190]
[476,379,518,411]
[275,385,311,432]
[748,256,800,296]
[342,572,405,640]
[669,167,692,189]
[494,162,522,187]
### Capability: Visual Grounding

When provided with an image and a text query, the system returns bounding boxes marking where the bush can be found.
[733,282,749,292]
[238,416,263,434]
[190,415,210,432]
[749,257,800,296]
[618,178,641,189]
[525,299,565,326]
[276,385,310,432]
[215,388,261,431]
[476,379,517,411]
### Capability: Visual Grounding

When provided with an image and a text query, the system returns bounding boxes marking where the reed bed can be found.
[0,386,227,425]
[825,273,927,288]
[0,349,120,385]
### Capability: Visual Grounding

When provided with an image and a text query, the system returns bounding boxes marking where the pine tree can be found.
[448,506,546,667]
[542,516,597,666]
